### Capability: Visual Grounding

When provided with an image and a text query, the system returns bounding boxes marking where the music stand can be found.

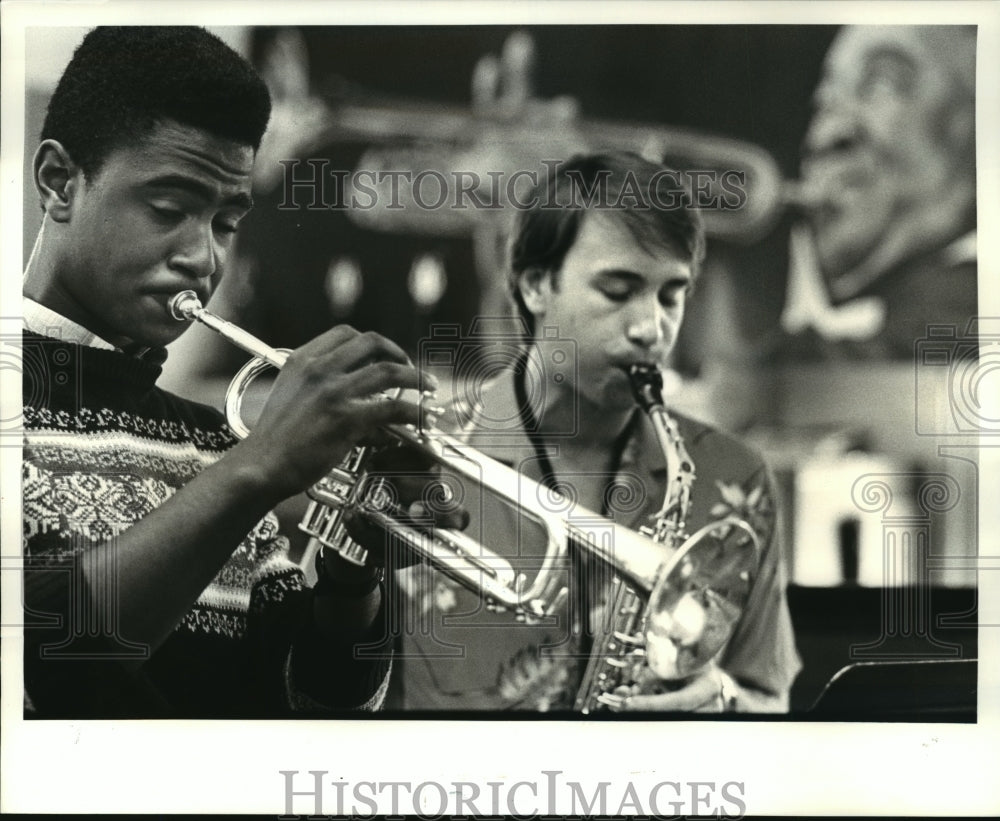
[810,659,977,721]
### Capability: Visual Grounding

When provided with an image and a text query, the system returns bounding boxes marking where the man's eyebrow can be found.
[595,268,691,285]
[863,46,918,78]
[144,174,254,211]
[594,268,646,282]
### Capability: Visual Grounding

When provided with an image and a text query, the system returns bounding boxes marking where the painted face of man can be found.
[801,26,975,282]
[521,209,693,413]
[51,118,255,349]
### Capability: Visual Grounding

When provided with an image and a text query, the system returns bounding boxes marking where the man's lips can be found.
[801,147,879,214]
[612,360,663,377]
[803,146,873,179]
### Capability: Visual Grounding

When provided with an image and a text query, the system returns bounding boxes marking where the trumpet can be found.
[168,290,758,675]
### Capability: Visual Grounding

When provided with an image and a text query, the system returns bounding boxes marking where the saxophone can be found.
[573,364,756,712]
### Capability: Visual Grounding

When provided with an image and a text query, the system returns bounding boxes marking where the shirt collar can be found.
[21,297,168,366]
[22,297,117,351]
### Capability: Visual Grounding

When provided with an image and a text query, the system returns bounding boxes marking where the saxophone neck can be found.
[627,364,695,541]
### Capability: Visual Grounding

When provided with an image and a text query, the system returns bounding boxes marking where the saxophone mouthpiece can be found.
[168,290,203,322]
[627,363,665,412]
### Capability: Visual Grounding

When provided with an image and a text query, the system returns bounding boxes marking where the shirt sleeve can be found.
[717,464,802,705]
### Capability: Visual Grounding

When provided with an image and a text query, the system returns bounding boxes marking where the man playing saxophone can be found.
[392,152,801,712]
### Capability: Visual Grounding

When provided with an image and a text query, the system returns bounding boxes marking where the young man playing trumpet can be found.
[393,152,801,712]
[20,26,434,718]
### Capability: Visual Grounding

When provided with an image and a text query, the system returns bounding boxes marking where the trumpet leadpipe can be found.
[168,290,288,369]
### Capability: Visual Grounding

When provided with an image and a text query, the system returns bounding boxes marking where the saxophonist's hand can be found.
[616,662,737,713]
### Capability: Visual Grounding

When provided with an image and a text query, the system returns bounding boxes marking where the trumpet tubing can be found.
[305,96,799,241]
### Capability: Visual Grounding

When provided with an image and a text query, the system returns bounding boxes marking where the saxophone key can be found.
[543,586,569,617]
[595,692,626,710]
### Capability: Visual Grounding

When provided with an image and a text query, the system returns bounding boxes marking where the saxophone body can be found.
[573,364,758,713]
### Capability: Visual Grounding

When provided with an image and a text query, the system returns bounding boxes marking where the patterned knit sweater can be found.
[21,330,390,718]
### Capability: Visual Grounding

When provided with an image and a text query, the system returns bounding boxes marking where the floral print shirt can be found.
[392,365,801,711]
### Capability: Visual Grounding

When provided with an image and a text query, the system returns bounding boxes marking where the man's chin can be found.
[120,320,188,352]
[133,299,194,348]
[581,375,637,413]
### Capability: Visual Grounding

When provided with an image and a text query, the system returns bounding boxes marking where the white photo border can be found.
[2,0,998,815]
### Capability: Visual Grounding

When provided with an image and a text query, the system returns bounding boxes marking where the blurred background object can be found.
[22,24,981,714]
[780,25,977,360]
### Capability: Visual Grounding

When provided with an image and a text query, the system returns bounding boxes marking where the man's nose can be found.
[626,300,667,350]
[805,77,861,152]
[169,223,218,280]
[813,76,844,112]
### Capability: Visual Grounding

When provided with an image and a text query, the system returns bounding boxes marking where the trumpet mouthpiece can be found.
[783,180,825,211]
[168,290,202,321]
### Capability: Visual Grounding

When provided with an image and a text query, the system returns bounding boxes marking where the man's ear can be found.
[517,266,553,317]
[34,140,82,223]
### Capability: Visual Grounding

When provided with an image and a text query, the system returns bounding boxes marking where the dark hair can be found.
[41,26,272,177]
[508,151,706,337]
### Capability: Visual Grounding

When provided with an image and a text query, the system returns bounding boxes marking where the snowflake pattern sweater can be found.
[21,330,390,718]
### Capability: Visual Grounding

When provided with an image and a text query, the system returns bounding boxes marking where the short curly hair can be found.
[41,26,272,177]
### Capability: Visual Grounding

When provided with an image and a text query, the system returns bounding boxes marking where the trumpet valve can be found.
[418,390,446,435]
[338,542,370,567]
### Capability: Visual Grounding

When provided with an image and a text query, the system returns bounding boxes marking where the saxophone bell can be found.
[641,517,758,682]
